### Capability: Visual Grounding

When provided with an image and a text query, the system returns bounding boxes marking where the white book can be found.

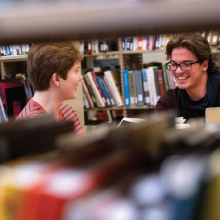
[142,37,147,50]
[25,44,30,53]
[104,70,123,106]
[133,37,138,51]
[13,45,17,55]
[146,68,154,105]
[85,72,105,108]
[104,70,123,107]
[82,86,90,108]
[0,98,8,122]
[147,67,158,106]
[21,44,26,54]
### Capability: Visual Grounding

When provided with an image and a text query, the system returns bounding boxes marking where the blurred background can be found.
[0,1,220,219]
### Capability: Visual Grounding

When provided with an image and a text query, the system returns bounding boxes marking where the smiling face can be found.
[171,47,208,93]
[59,61,82,100]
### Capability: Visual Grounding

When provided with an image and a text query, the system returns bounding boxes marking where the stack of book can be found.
[82,70,123,109]
[123,64,177,107]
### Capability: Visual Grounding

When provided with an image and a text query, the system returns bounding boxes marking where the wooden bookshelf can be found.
[0,55,27,61]
[84,105,155,112]
[121,49,165,54]
[84,51,120,57]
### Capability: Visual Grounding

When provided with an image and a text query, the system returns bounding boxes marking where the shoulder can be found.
[59,103,77,120]
[155,87,180,112]
[17,99,45,120]
[59,102,85,135]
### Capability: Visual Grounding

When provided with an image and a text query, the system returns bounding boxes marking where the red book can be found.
[91,72,108,107]
[82,79,94,108]
[156,69,166,96]
[88,40,92,54]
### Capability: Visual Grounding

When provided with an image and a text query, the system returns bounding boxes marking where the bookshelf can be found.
[0,56,27,80]
[82,38,165,123]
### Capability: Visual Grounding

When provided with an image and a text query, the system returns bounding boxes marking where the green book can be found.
[162,65,170,91]
[128,70,135,106]
[153,66,160,101]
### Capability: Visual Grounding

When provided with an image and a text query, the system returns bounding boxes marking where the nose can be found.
[175,65,184,74]
[78,74,83,81]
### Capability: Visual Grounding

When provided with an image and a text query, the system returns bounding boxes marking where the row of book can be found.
[122,31,220,52]
[0,44,30,56]
[123,65,176,107]
[82,70,123,109]
[80,39,118,54]
[122,34,171,51]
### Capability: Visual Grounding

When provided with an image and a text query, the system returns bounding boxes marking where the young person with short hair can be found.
[155,33,220,121]
[17,42,85,135]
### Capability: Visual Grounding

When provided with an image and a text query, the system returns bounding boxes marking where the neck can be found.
[186,72,208,101]
[33,90,62,119]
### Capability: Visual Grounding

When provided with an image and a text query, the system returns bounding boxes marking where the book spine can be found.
[80,41,84,54]
[156,69,166,96]
[153,67,160,101]
[166,70,176,89]
[85,72,105,107]
[96,77,112,107]
[141,69,151,105]
[121,38,126,51]
[125,37,131,51]
[0,87,8,122]
[134,70,144,106]
[142,36,147,50]
[82,85,90,108]
[162,65,170,91]
[128,71,135,106]
[101,78,116,106]
[148,67,158,106]
[82,79,94,108]
[133,37,138,51]
[129,37,133,50]
[88,40,92,54]
[132,71,138,105]
[91,72,108,107]
[83,75,97,107]
[123,69,130,107]
[104,71,123,107]
[137,36,143,50]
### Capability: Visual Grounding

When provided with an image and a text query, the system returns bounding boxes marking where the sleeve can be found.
[154,89,178,113]
[60,103,85,135]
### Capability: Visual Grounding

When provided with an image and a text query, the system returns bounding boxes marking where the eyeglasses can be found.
[166,61,201,71]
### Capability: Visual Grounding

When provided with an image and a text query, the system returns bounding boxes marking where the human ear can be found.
[52,73,60,87]
[202,60,209,72]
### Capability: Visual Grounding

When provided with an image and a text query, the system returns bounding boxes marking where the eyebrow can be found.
[171,60,194,63]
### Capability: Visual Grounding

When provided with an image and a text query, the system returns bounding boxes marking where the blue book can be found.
[102,78,116,106]
[123,69,130,107]
[96,76,112,107]
[121,38,126,51]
